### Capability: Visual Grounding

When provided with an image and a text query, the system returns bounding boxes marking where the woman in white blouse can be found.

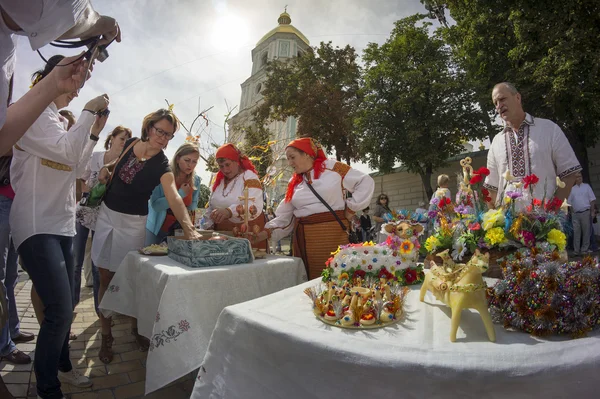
[203,143,267,250]
[9,55,109,398]
[73,126,132,316]
[253,137,375,279]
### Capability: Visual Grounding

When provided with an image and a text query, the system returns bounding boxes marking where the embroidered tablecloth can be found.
[192,278,600,399]
[99,253,307,394]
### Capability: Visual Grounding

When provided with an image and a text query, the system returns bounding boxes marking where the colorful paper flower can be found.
[520,230,536,247]
[475,167,490,176]
[523,174,539,189]
[469,174,483,184]
[399,240,414,255]
[485,227,507,246]
[547,229,566,251]
[482,209,505,231]
[404,268,417,284]
[424,236,441,252]
[505,191,522,200]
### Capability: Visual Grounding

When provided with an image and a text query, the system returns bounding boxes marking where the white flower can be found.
[561,199,570,212]
[503,170,515,182]
[513,182,522,189]
[556,176,566,189]
[452,243,467,261]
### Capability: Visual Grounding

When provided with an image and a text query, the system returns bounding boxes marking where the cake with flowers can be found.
[321,221,425,286]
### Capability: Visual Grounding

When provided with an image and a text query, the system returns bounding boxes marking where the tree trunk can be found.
[419,166,434,200]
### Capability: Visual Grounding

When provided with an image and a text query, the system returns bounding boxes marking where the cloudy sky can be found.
[12,0,436,185]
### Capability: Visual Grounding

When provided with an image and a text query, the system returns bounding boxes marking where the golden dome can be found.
[256,11,309,46]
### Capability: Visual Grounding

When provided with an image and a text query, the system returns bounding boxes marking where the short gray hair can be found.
[493,82,519,95]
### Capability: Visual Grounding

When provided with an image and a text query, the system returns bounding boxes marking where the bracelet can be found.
[89,134,99,141]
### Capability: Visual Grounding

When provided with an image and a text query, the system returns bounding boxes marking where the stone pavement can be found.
[1,278,194,399]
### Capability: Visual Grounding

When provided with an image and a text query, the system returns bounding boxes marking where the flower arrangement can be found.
[426,157,569,264]
[488,247,600,337]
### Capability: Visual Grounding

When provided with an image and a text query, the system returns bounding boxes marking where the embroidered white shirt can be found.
[9,103,95,249]
[265,159,375,242]
[484,113,581,205]
[203,169,264,229]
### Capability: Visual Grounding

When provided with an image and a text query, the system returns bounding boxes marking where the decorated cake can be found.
[321,221,425,286]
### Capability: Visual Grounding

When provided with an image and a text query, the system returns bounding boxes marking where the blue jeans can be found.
[73,222,100,314]
[145,228,168,246]
[0,195,19,356]
[18,234,74,399]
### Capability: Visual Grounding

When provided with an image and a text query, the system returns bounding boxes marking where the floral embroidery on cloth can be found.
[118,152,146,184]
[149,319,191,351]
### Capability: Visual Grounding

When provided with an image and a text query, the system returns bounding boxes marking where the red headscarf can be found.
[212,143,258,192]
[285,137,327,202]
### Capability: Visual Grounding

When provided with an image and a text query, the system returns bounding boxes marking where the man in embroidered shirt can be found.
[484,82,581,207]
[568,172,597,255]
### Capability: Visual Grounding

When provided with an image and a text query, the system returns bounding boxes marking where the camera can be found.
[97,108,110,117]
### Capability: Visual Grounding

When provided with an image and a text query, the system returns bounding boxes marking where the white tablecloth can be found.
[192,279,600,399]
[99,253,307,394]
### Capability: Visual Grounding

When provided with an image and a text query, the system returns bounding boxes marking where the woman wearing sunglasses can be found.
[92,108,201,364]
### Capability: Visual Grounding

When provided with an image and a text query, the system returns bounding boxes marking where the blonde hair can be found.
[437,174,450,187]
[140,108,180,142]
[171,143,200,189]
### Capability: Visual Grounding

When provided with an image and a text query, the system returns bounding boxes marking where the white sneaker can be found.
[58,368,93,388]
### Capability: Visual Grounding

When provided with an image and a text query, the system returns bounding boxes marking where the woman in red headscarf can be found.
[204,143,267,250]
[251,138,374,279]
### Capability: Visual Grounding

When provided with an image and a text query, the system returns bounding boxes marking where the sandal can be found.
[98,333,114,364]
[132,328,150,352]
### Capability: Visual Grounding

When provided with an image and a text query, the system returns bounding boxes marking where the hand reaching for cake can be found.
[242,230,269,244]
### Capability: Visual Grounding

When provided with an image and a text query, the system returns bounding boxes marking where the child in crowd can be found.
[360,207,373,242]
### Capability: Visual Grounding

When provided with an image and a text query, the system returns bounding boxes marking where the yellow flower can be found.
[363,241,375,247]
[330,247,341,256]
[547,229,566,251]
[399,240,414,255]
[339,272,349,280]
[485,227,506,246]
[482,209,505,231]
[425,236,440,252]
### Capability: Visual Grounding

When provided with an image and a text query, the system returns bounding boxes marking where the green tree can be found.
[434,0,600,181]
[197,183,210,209]
[359,14,487,198]
[253,42,362,163]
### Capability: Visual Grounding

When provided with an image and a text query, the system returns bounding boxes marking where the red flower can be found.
[353,269,366,279]
[481,188,489,196]
[438,197,451,209]
[404,268,417,284]
[533,198,542,207]
[469,174,483,185]
[475,167,490,176]
[325,257,333,267]
[484,196,492,203]
[544,197,563,212]
[378,267,393,279]
[523,174,539,189]
[468,222,481,231]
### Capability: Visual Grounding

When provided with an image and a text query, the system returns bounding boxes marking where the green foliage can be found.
[358,14,488,197]
[197,183,210,209]
[439,0,600,179]
[254,42,363,163]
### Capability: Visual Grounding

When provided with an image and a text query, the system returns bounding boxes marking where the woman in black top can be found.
[91,108,201,363]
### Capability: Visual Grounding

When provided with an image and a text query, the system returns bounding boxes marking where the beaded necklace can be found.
[222,173,241,197]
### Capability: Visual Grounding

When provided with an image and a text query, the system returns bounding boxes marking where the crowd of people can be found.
[0,2,598,399]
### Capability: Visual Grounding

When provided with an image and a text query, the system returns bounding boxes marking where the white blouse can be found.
[203,169,264,229]
[265,159,375,242]
[9,103,96,249]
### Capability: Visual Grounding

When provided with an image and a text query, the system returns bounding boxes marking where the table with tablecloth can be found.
[192,278,600,399]
[99,252,307,394]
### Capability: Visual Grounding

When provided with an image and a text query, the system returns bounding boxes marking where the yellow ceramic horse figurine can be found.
[419,249,496,342]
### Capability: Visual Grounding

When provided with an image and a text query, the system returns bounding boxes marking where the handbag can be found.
[81,139,139,207]
[305,182,360,243]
